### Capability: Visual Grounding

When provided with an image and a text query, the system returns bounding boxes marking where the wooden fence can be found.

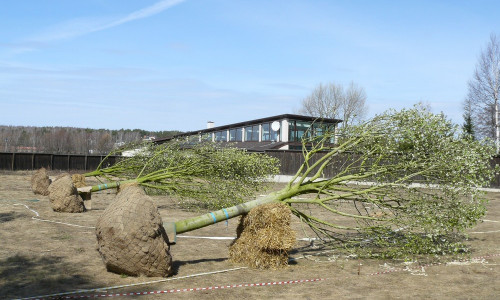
[0,152,119,172]
[2,150,500,188]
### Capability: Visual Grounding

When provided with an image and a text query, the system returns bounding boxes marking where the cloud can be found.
[30,0,186,43]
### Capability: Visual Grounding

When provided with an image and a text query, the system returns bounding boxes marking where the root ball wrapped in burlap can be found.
[229,202,295,269]
[31,167,51,196]
[48,173,85,213]
[95,184,173,277]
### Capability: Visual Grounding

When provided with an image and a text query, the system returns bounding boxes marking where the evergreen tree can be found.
[462,110,476,140]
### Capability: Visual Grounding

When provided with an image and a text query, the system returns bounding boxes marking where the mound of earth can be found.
[31,168,51,196]
[48,173,86,213]
[95,184,173,277]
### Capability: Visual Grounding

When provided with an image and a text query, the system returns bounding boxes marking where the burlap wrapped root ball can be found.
[48,173,86,213]
[95,184,173,277]
[31,167,52,196]
[229,202,296,269]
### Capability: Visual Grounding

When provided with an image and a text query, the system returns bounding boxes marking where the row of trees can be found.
[0,126,181,154]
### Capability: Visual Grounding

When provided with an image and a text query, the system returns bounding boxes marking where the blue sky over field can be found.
[1,0,499,131]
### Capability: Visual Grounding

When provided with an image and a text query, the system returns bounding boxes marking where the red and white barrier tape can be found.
[25,278,325,299]
[16,253,500,300]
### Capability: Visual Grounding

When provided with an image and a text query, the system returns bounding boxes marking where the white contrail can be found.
[98,0,186,32]
[31,0,186,43]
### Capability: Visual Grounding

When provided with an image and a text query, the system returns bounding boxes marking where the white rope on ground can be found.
[17,252,500,300]
[468,219,500,234]
[13,203,95,229]
[149,236,339,242]
[469,229,500,234]
[14,201,500,235]
[10,203,345,240]
[176,235,235,240]
[15,266,248,300]
[18,277,325,300]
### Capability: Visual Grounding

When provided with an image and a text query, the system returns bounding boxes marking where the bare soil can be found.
[0,171,499,299]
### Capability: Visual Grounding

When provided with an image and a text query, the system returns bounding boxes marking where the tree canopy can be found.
[281,104,497,257]
[466,33,500,151]
[299,81,367,128]
[85,142,280,209]
[178,104,497,258]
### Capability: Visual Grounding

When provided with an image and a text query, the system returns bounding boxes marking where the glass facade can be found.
[288,120,311,142]
[288,120,336,143]
[261,122,279,142]
[201,133,212,141]
[261,123,270,141]
[245,125,259,141]
[178,117,337,147]
[215,131,227,142]
[229,128,243,142]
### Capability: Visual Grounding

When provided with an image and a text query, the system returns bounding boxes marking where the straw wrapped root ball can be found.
[48,173,85,213]
[229,202,296,269]
[71,174,87,188]
[31,167,52,196]
[95,184,173,277]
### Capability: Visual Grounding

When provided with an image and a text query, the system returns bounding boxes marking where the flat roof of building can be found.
[182,113,340,135]
[154,114,342,144]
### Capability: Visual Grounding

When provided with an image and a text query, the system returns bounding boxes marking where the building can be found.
[156,114,342,151]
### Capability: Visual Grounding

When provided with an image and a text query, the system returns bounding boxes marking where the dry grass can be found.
[0,170,499,299]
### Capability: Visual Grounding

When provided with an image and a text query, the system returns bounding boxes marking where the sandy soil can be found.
[0,171,499,299]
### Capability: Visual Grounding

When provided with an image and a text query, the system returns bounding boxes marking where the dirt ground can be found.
[0,171,499,300]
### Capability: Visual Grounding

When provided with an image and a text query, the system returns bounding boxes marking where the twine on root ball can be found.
[31,167,51,196]
[48,173,86,213]
[95,184,173,277]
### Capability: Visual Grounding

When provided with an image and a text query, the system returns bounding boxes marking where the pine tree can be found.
[462,110,476,140]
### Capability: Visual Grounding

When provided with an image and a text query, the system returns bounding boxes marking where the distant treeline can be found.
[0,126,182,155]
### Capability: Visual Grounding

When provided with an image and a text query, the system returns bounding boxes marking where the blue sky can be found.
[0,0,498,131]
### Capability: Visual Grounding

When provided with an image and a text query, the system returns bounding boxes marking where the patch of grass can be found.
[52,233,72,241]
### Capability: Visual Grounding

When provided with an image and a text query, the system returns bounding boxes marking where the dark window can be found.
[215,131,227,142]
[202,133,212,141]
[312,123,336,143]
[262,123,271,141]
[289,120,312,141]
[245,125,259,141]
[261,122,280,142]
[229,128,243,142]
[271,126,279,142]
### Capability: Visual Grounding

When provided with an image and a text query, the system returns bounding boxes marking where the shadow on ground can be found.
[0,212,25,223]
[0,254,95,299]
[171,257,227,275]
